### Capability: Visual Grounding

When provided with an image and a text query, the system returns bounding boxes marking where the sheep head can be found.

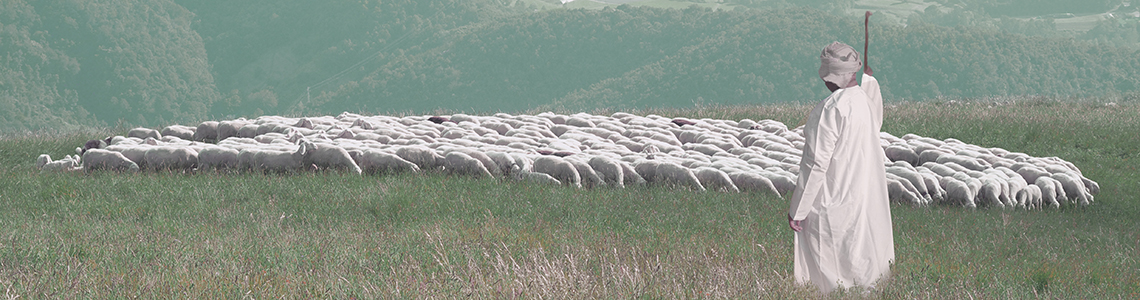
[37,154,51,168]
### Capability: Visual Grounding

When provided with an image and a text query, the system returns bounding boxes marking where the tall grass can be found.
[1,97,1137,298]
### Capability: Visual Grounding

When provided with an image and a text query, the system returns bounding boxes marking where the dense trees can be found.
[2,0,1139,133]
[175,0,533,117]
[0,0,92,131]
[2,0,218,130]
[314,6,1140,113]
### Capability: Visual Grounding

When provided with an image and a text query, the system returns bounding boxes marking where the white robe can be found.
[789,74,893,293]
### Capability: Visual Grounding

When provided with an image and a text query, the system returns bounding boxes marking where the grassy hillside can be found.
[315,6,1140,114]
[3,0,1138,132]
[1,97,1137,298]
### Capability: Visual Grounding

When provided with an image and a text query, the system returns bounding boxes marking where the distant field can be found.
[560,0,735,10]
[1053,13,1110,31]
[529,0,1123,33]
[1,98,1138,298]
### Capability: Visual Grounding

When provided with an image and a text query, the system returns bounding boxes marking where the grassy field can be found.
[1,97,1138,298]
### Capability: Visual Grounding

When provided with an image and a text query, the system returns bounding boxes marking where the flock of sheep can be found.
[37,111,1099,209]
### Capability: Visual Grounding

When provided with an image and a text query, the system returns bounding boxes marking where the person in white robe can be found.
[787,41,893,294]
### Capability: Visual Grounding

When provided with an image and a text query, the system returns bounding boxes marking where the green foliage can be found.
[926,0,1118,17]
[0,0,91,131]
[310,6,1140,114]
[1,0,219,131]
[176,0,534,117]
[5,0,1140,133]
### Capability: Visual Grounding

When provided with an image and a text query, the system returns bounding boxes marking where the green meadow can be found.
[1,98,1138,298]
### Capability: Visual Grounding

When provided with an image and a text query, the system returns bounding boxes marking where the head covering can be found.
[819,41,861,88]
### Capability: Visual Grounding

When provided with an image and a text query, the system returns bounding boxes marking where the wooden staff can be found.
[864,11,872,76]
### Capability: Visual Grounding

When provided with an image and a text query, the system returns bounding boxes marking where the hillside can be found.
[2,0,1138,132]
[314,6,1140,114]
[1,0,218,130]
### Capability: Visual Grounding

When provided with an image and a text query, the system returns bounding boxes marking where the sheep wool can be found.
[47,110,1097,212]
[82,149,140,173]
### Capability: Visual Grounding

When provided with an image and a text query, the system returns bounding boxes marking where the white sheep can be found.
[694,167,739,192]
[105,145,150,169]
[161,125,196,140]
[300,141,363,175]
[443,152,493,178]
[939,177,975,208]
[759,171,796,196]
[198,146,240,170]
[78,138,110,155]
[485,151,518,176]
[143,146,199,171]
[448,148,501,176]
[951,172,983,199]
[916,149,949,166]
[36,154,52,169]
[588,156,625,188]
[1081,176,1100,196]
[1013,164,1051,184]
[128,127,162,140]
[884,144,919,166]
[981,172,1013,207]
[395,146,445,170]
[82,149,140,173]
[1051,172,1092,206]
[726,171,780,197]
[936,154,990,171]
[216,119,249,141]
[564,156,605,189]
[1034,176,1063,208]
[922,162,958,177]
[633,159,660,183]
[237,124,261,138]
[886,174,922,205]
[1021,185,1043,209]
[52,111,1101,210]
[511,167,562,185]
[250,145,308,173]
[192,121,219,141]
[914,167,946,202]
[886,166,931,202]
[565,116,596,128]
[975,175,1004,208]
[356,150,420,175]
[618,160,646,186]
[37,154,82,172]
[533,156,582,188]
[655,161,706,191]
[510,153,534,173]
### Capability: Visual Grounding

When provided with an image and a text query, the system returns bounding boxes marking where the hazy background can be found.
[2,0,1138,132]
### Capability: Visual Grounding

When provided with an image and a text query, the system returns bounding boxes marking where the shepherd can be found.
[787,11,894,294]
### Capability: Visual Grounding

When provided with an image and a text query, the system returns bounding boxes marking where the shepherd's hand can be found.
[788,214,803,232]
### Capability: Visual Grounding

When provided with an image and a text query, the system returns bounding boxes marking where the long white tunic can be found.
[789,74,893,293]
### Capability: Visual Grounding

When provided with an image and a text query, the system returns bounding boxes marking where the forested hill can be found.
[2,0,218,131]
[2,0,1139,132]
[173,0,531,118]
[316,6,1140,113]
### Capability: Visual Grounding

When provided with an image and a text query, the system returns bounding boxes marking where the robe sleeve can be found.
[788,100,844,220]
[861,74,883,132]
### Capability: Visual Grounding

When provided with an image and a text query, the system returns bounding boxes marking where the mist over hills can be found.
[2,0,1138,132]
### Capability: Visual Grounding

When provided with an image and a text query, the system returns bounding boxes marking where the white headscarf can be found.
[819,41,861,88]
